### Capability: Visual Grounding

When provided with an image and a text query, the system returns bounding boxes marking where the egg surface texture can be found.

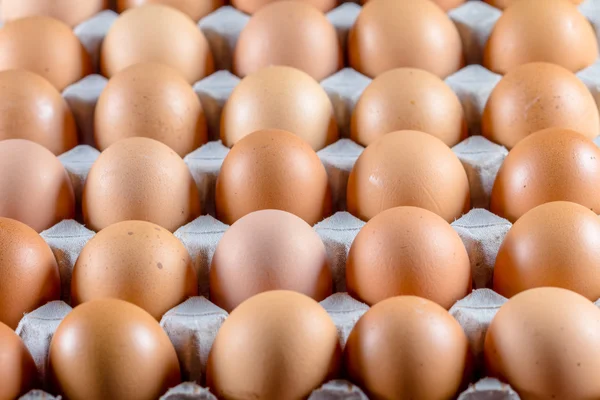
[0,321,37,400]
[1,0,107,27]
[116,0,223,21]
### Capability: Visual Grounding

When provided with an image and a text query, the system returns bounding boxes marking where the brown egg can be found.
[347,130,470,222]
[485,287,600,399]
[72,221,198,320]
[221,66,338,150]
[216,129,331,226]
[232,0,337,14]
[0,70,77,155]
[101,4,214,84]
[233,1,342,81]
[490,128,600,223]
[0,140,75,232]
[484,0,597,74]
[351,68,467,147]
[0,16,91,91]
[49,299,181,400]
[206,290,341,400]
[210,210,332,312]
[348,0,463,79]
[116,0,223,21]
[95,62,207,157]
[2,0,107,27]
[83,137,201,232]
[0,321,37,400]
[0,217,60,329]
[345,296,471,400]
[482,63,600,150]
[432,0,466,10]
[485,0,583,9]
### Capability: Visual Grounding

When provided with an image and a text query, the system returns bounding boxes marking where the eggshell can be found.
[101,4,214,84]
[347,130,470,222]
[351,68,467,147]
[485,287,600,399]
[49,299,181,400]
[233,1,342,81]
[95,62,207,157]
[484,0,597,74]
[0,139,75,232]
[215,129,331,226]
[485,0,583,9]
[2,0,107,27]
[0,16,91,91]
[431,0,467,10]
[231,0,337,14]
[116,0,223,21]
[482,63,600,149]
[348,0,463,78]
[82,137,201,232]
[72,220,198,320]
[221,66,338,150]
[345,296,471,400]
[490,128,600,222]
[0,321,37,400]
[206,290,341,400]
[210,210,332,312]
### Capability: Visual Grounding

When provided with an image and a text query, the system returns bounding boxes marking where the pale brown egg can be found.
[490,128,600,223]
[347,130,470,222]
[101,4,214,84]
[432,0,467,10]
[485,0,583,9]
[0,321,37,400]
[351,68,467,147]
[0,70,77,155]
[345,296,471,400]
[482,63,600,149]
[116,0,223,21]
[484,0,597,74]
[232,0,337,14]
[210,210,332,312]
[95,62,207,157]
[2,0,107,27]
[72,220,198,320]
[206,291,341,400]
[233,1,342,81]
[0,140,75,232]
[49,299,181,400]
[348,0,463,78]
[82,137,201,232]
[216,129,331,226]
[347,207,471,308]
[494,202,600,300]
[221,66,338,150]
[485,287,600,399]
[0,217,60,329]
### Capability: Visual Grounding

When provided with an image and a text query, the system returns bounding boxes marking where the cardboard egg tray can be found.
[9,0,600,398]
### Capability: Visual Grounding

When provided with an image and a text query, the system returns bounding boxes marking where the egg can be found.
[490,128,600,222]
[347,207,471,308]
[347,130,470,222]
[116,0,223,21]
[206,290,341,399]
[101,4,214,84]
[231,0,337,14]
[0,140,75,232]
[348,0,463,78]
[482,63,599,149]
[345,296,471,400]
[0,321,37,400]
[210,210,332,312]
[82,137,201,232]
[233,1,342,81]
[485,287,600,399]
[431,0,467,10]
[221,66,338,150]
[49,299,181,400]
[95,62,207,157]
[216,129,331,225]
[485,0,583,8]
[484,0,597,74]
[1,0,107,27]
[351,68,467,147]
[72,220,198,320]
[0,16,91,91]
[0,217,60,329]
